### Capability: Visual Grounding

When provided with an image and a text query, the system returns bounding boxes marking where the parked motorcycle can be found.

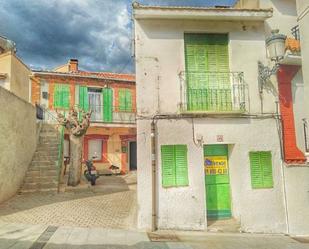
[84,157,100,185]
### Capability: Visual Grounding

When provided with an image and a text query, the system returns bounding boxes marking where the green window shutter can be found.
[249,152,263,189]
[125,89,132,112]
[53,84,61,108]
[62,85,70,109]
[260,152,274,188]
[103,88,113,122]
[184,33,230,111]
[249,151,273,189]
[79,86,89,111]
[161,145,176,187]
[175,145,189,186]
[119,89,126,111]
[54,84,70,109]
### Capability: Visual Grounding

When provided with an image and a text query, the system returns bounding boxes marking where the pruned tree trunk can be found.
[56,108,92,187]
[68,134,83,186]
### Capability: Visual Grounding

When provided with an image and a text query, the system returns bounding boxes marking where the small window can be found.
[42,91,49,100]
[249,151,273,189]
[88,139,103,161]
[161,145,189,188]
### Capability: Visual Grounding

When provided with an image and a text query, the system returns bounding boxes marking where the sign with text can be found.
[204,156,228,175]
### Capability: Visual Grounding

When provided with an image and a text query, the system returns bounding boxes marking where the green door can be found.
[204,144,231,219]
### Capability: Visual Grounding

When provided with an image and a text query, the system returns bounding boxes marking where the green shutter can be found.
[161,145,176,187]
[53,84,61,108]
[175,145,189,186]
[54,84,70,109]
[125,89,132,112]
[119,89,126,111]
[249,152,263,189]
[103,88,113,122]
[260,152,274,188]
[249,151,273,189]
[184,34,230,111]
[79,86,89,111]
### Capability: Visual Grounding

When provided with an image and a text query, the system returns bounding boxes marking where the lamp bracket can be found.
[258,61,280,93]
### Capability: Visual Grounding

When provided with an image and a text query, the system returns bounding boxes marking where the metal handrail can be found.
[57,126,65,192]
[291,25,300,40]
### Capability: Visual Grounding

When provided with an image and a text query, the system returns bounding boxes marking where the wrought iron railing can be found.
[291,25,300,40]
[179,71,247,113]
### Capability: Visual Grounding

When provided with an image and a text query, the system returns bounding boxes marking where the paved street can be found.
[0,222,308,249]
[0,173,137,229]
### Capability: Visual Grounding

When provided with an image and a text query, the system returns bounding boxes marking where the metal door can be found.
[204,144,231,219]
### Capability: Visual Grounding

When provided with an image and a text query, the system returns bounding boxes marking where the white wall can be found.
[135,17,288,232]
[0,87,37,203]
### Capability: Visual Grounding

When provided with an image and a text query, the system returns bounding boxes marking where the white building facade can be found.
[134,0,309,235]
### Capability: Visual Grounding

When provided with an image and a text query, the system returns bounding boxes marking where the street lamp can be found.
[258,30,286,92]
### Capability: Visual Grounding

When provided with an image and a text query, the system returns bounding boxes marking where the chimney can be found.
[69,59,78,72]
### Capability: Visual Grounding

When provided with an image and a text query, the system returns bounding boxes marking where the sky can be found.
[0,0,236,73]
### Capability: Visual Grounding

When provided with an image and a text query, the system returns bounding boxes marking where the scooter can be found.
[84,157,100,185]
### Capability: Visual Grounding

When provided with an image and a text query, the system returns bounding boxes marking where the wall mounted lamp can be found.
[258,30,286,92]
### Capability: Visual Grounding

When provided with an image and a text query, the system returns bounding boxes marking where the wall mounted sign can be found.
[204,156,228,175]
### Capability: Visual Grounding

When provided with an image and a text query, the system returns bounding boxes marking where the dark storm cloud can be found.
[0,0,236,73]
[0,0,132,72]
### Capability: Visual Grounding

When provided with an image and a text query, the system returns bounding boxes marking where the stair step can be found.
[31,161,57,166]
[26,170,58,177]
[19,188,57,194]
[22,182,58,190]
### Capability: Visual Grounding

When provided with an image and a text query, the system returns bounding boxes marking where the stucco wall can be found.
[10,54,30,102]
[0,52,30,102]
[0,52,11,90]
[135,18,288,232]
[0,87,37,203]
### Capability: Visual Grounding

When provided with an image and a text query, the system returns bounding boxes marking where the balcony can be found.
[179,71,247,113]
[37,104,136,125]
[281,25,301,66]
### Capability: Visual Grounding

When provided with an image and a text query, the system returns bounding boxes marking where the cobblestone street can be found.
[0,173,137,230]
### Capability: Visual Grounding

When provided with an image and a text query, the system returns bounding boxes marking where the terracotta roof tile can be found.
[285,38,301,53]
[77,71,135,81]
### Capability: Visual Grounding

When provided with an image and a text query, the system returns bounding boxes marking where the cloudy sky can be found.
[0,0,236,73]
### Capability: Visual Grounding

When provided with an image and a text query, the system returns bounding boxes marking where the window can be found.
[161,145,189,187]
[249,151,274,189]
[54,84,70,109]
[184,33,232,112]
[88,139,103,161]
[119,88,132,112]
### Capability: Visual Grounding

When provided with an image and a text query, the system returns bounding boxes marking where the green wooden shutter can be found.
[103,88,113,122]
[54,84,70,109]
[161,145,176,187]
[62,85,70,109]
[53,84,61,108]
[184,34,230,111]
[79,86,89,111]
[125,89,132,112]
[175,145,189,186]
[249,152,263,189]
[249,151,274,189]
[260,152,274,188]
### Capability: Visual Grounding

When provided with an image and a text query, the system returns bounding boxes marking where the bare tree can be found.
[57,108,92,186]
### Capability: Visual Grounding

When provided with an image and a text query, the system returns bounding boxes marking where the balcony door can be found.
[184,33,231,111]
[88,89,102,121]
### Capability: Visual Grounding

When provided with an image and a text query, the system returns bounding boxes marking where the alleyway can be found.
[0,173,137,230]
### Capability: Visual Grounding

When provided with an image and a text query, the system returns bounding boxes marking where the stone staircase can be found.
[20,124,60,194]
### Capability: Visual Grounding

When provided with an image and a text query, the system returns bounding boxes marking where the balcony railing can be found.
[37,104,136,124]
[291,25,300,40]
[179,71,247,113]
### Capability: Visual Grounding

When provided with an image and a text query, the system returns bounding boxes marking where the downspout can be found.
[151,119,157,231]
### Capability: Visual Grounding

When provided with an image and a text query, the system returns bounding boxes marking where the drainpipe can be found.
[151,120,157,231]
